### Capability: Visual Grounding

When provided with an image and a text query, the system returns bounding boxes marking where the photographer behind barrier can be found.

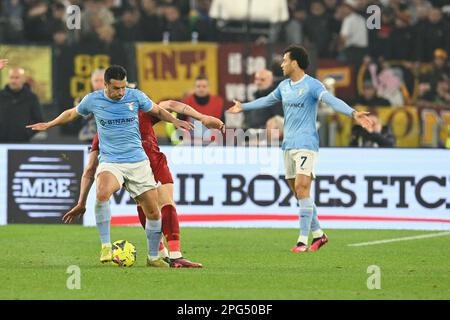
[349,114,395,148]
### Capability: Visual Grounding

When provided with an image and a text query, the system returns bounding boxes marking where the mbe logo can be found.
[7,150,83,224]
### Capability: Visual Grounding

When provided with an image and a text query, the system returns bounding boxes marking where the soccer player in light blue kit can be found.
[27,65,193,267]
[228,45,372,252]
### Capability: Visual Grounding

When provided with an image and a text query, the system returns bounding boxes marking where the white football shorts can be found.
[283,149,318,179]
[95,160,160,199]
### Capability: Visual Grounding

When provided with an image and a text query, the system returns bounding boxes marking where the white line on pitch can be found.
[348,232,450,247]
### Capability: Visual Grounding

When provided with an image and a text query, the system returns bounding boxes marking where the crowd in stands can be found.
[0,0,449,147]
[0,0,448,61]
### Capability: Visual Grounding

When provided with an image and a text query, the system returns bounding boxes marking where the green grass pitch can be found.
[1,225,449,300]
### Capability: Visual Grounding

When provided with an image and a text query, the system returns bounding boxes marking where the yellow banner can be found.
[136,42,218,102]
[420,108,450,147]
[332,107,420,147]
[317,66,351,88]
[0,45,52,104]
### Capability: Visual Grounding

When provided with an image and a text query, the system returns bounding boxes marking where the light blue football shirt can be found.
[242,74,355,151]
[76,88,153,163]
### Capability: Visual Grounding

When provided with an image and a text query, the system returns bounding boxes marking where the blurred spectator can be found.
[159,0,190,17]
[0,0,25,43]
[369,6,395,60]
[434,76,450,106]
[79,69,105,142]
[0,67,43,142]
[336,0,368,67]
[183,75,224,120]
[189,0,216,41]
[304,0,332,58]
[266,115,284,146]
[162,5,189,41]
[182,75,224,143]
[355,82,392,107]
[388,11,414,60]
[48,2,67,31]
[52,24,69,47]
[115,7,144,41]
[24,0,52,42]
[408,0,432,25]
[284,0,307,44]
[50,2,78,45]
[419,74,450,107]
[419,48,450,99]
[244,70,283,129]
[415,6,450,62]
[368,61,407,106]
[349,114,396,147]
[139,0,164,41]
[323,0,341,57]
[81,0,115,40]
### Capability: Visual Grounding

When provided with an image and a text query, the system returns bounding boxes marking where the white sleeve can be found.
[340,17,351,38]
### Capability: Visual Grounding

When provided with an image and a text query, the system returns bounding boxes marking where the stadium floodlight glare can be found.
[209,0,289,23]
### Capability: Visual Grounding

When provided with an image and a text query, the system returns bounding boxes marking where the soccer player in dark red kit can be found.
[63,100,224,268]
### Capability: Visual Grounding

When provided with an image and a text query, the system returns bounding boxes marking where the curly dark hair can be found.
[284,45,310,70]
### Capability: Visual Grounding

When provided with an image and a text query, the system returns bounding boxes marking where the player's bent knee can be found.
[95,186,111,202]
[295,186,309,199]
[144,209,160,220]
[96,192,111,203]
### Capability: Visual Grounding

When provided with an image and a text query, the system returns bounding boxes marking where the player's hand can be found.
[226,100,243,113]
[352,111,373,130]
[26,122,51,131]
[62,204,86,224]
[0,59,8,70]
[201,116,225,132]
[174,119,195,131]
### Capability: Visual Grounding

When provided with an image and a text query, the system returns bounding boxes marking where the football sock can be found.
[158,237,169,258]
[311,203,323,238]
[145,217,162,260]
[95,200,111,245]
[312,229,324,239]
[159,245,169,259]
[161,205,182,259]
[298,197,314,245]
[137,205,146,229]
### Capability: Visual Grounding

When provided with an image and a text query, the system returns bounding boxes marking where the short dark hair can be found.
[284,45,309,70]
[104,65,127,83]
[195,74,209,82]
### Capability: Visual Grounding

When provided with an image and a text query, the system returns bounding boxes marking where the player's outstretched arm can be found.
[159,100,224,130]
[227,91,281,113]
[62,150,99,224]
[26,107,80,131]
[147,103,194,131]
[320,92,373,130]
[227,100,243,113]
[0,59,8,70]
[351,111,373,130]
